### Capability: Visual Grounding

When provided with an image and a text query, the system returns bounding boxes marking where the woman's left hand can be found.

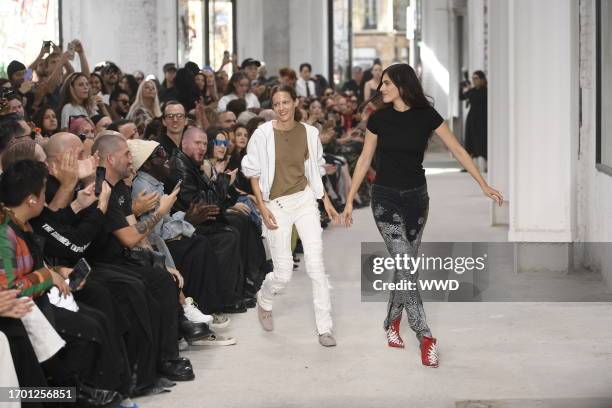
[324,200,340,225]
[225,168,238,185]
[482,184,503,206]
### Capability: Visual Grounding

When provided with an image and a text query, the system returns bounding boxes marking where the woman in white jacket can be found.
[241,85,339,347]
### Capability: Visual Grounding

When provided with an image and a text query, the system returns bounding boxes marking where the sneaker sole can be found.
[210,321,230,330]
[189,339,237,346]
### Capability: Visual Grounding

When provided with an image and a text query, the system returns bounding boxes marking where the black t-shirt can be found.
[87,180,132,263]
[367,105,444,189]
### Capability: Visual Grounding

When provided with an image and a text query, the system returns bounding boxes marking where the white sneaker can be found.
[189,333,237,346]
[183,297,213,324]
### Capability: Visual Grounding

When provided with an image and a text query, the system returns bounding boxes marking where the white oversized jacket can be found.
[241,120,326,202]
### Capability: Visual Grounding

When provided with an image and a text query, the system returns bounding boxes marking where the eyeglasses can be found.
[164,113,185,120]
[213,140,228,147]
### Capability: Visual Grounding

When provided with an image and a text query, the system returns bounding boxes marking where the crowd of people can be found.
[0,40,382,407]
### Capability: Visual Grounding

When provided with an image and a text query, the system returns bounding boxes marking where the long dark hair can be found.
[269,85,302,122]
[364,63,433,111]
[225,72,248,96]
[473,70,487,87]
[174,68,200,112]
[31,105,57,136]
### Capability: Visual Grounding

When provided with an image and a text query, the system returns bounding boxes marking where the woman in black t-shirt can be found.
[342,64,503,368]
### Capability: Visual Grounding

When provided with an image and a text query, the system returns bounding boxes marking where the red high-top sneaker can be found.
[420,336,439,367]
[386,318,405,348]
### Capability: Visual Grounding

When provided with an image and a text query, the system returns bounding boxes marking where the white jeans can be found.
[257,185,333,334]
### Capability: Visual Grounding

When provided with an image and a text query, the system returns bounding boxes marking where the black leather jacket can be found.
[168,150,237,213]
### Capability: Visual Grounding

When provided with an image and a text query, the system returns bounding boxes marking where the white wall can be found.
[236,0,264,64]
[575,0,612,289]
[288,0,328,77]
[61,0,177,78]
[487,0,509,225]
[467,0,486,73]
[237,0,328,79]
[419,0,452,118]
[507,0,579,242]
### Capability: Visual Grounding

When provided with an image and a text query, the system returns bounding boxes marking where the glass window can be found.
[363,0,377,30]
[178,0,205,68]
[393,0,410,31]
[332,0,351,85]
[208,0,234,73]
[0,0,60,78]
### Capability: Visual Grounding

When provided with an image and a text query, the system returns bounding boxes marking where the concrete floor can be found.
[135,170,612,408]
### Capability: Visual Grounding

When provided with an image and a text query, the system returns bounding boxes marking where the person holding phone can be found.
[90,133,205,381]
[341,64,503,367]
[241,85,340,347]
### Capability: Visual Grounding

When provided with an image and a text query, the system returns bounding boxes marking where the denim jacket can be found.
[132,171,195,240]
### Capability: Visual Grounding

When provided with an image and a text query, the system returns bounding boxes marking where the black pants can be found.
[370,183,432,340]
[51,302,130,395]
[89,263,158,392]
[167,234,230,314]
[97,258,179,367]
[225,212,267,296]
[195,222,243,305]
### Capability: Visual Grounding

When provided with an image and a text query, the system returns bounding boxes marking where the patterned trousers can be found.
[371,183,432,341]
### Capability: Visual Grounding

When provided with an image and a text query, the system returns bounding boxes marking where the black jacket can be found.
[168,150,219,213]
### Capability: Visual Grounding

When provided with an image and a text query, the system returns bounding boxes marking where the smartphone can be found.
[69,258,91,291]
[43,40,53,50]
[24,68,33,82]
[67,40,76,60]
[94,166,106,196]
[173,179,183,192]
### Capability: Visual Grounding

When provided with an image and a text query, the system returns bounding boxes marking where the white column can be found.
[467,0,485,73]
[508,0,579,243]
[487,0,509,225]
[60,0,176,77]
[288,0,329,76]
[236,0,264,62]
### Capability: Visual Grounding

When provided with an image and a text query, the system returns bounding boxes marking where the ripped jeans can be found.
[257,185,333,335]
[371,183,432,341]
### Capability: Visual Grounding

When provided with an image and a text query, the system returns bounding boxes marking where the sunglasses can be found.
[152,146,167,158]
[213,139,228,147]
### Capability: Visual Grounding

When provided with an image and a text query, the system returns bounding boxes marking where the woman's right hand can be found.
[259,205,278,230]
[341,201,354,228]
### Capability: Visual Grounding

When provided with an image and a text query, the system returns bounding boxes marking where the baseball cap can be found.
[163,63,177,73]
[241,58,261,69]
